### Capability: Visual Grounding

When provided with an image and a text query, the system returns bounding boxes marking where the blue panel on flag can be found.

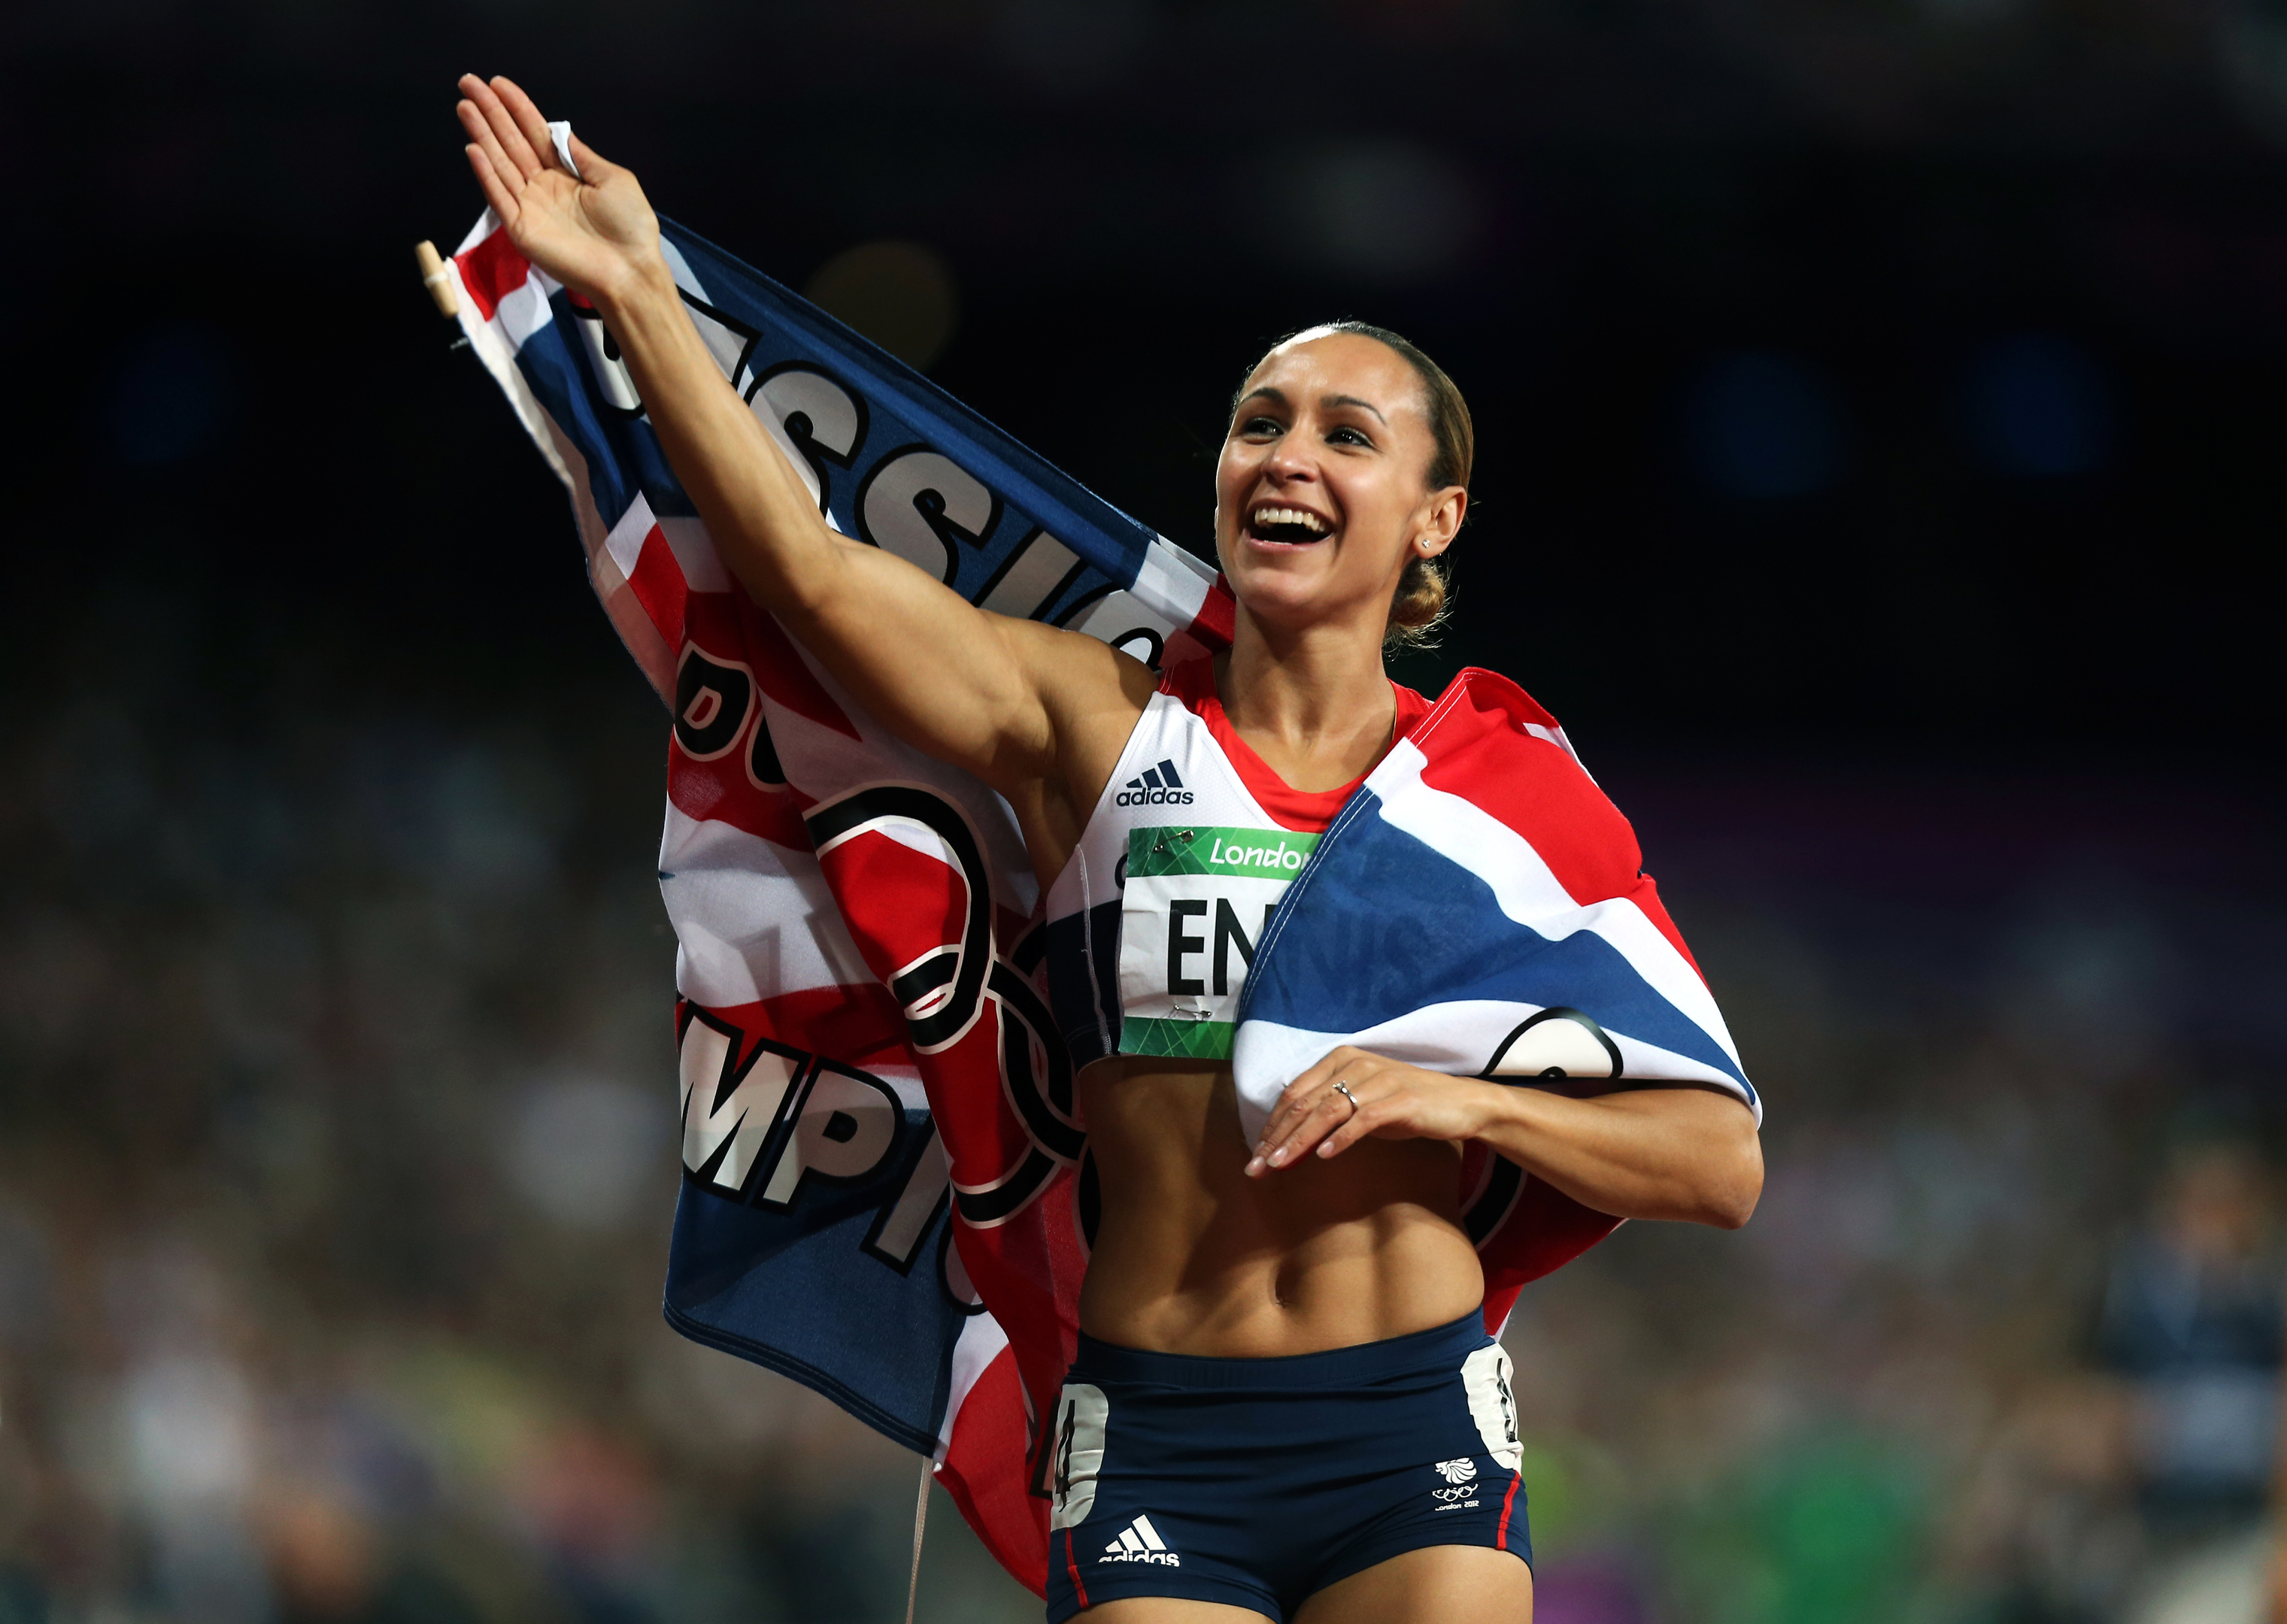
[663,1122,977,1456]
[510,217,1178,626]
[1242,798,1749,1087]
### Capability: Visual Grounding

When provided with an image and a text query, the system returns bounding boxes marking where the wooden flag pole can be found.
[414,241,459,319]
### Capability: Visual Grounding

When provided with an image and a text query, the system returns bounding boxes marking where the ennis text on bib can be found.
[1040,659,1427,1070]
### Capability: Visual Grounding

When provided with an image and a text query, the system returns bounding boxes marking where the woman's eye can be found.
[1242,416,1283,438]
[1327,426,1372,447]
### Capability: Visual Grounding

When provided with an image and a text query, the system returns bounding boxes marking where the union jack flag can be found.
[443,198,1753,1593]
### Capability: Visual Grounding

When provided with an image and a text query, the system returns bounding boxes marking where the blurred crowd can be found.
[7,0,2285,1612]
[0,600,1018,1623]
[0,594,2277,1624]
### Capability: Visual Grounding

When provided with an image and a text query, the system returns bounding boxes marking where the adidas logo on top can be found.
[1100,1514,1181,1566]
[1115,760,1194,807]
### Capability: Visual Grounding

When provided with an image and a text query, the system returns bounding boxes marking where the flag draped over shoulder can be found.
[443,202,1755,1595]
[1232,669,1761,1310]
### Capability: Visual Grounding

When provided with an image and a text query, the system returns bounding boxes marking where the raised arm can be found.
[454,75,1142,795]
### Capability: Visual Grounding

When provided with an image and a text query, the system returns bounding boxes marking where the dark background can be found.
[11,0,2285,756]
[5,5,2286,1623]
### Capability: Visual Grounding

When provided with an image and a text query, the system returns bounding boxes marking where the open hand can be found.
[456,74,662,304]
[1244,1046,1497,1177]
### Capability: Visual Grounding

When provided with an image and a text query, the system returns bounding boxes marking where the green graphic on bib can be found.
[1121,1015,1245,1060]
[1117,826,1320,1062]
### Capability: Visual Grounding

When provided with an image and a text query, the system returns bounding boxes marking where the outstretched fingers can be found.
[456,95,526,205]
[487,76,560,173]
[457,73,545,182]
[455,73,574,229]
[462,140,520,223]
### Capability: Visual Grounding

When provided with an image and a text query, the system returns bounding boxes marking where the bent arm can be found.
[1467,1083,1762,1229]
[1248,1046,1763,1230]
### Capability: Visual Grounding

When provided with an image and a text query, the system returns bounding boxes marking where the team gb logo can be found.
[1434,1459,1479,1484]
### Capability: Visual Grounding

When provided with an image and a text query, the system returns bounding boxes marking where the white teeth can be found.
[1251,506,1328,534]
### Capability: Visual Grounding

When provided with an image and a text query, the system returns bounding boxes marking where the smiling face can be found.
[1215,330,1466,640]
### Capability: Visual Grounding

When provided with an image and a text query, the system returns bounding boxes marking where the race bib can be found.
[1118,825,1318,1060]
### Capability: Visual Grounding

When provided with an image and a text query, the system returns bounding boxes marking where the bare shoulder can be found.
[993,614,1158,801]
[996,614,1158,738]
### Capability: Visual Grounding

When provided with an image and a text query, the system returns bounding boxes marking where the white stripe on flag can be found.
[660,802,875,1006]
[604,495,656,586]
[1233,1007,1758,1148]
[1367,742,1744,1072]
[976,529,1083,620]
[1133,536,1216,626]
[658,517,733,593]
[933,1316,1010,1459]
[444,247,571,494]
[658,241,747,382]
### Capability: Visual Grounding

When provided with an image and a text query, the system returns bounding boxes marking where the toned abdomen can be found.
[1075,1058,1485,1356]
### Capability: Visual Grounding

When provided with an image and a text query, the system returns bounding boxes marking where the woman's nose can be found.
[1263,438,1318,482]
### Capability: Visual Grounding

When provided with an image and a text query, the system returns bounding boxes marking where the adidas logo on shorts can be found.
[1115,760,1194,807]
[1100,1513,1181,1566]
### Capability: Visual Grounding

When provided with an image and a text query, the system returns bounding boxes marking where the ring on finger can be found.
[1332,1080,1359,1115]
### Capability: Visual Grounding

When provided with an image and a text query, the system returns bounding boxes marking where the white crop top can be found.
[1037,658,1430,1070]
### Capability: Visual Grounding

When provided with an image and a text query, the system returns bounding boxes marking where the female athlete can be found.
[456,73,1764,1624]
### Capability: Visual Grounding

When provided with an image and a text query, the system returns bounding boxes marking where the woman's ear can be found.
[1413,486,1467,559]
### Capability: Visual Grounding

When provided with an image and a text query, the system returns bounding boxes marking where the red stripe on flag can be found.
[456,228,532,325]
[1483,1282,1524,1336]
[625,526,690,650]
[683,986,911,1077]
[1495,1471,1522,1551]
[1414,674,1679,947]
[666,751,814,851]
[938,1348,1054,1598]
[754,986,908,1073]
[817,832,972,992]
[1482,1175,1627,1292]
[1189,573,1237,650]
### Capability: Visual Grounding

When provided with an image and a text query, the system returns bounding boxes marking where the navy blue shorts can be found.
[1044,1310,1530,1622]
